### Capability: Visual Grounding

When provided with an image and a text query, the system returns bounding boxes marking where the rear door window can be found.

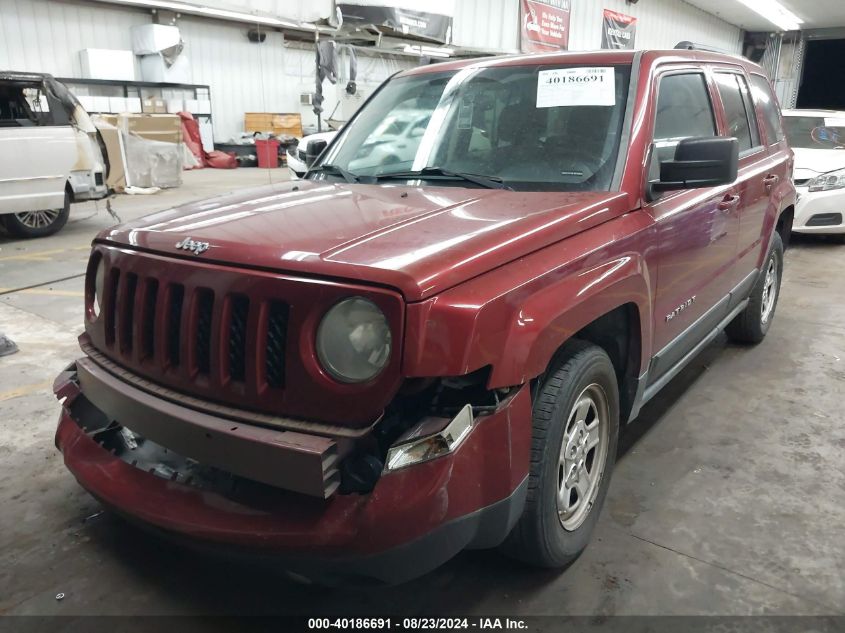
[714,72,760,154]
[650,72,717,180]
[749,74,786,145]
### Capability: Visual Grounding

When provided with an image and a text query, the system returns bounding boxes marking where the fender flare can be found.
[490,255,652,387]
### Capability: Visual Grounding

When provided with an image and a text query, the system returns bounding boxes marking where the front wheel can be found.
[1,191,70,239]
[725,232,784,344]
[502,340,619,568]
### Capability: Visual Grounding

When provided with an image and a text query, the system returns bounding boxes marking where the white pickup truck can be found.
[0,72,108,238]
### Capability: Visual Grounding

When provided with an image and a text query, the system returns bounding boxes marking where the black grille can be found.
[141,279,158,360]
[794,178,811,186]
[97,259,292,401]
[194,289,214,375]
[119,273,138,353]
[807,213,843,227]
[105,269,120,345]
[265,301,289,388]
[228,295,249,382]
[167,284,184,367]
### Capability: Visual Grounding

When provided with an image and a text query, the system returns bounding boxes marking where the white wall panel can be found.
[198,0,332,23]
[451,0,741,55]
[452,0,519,52]
[568,0,743,53]
[0,0,414,142]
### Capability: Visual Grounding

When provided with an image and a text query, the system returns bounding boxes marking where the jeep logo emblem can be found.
[175,237,210,256]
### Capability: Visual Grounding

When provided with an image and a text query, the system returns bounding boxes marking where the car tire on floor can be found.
[1,190,70,239]
[502,340,619,568]
[726,232,784,344]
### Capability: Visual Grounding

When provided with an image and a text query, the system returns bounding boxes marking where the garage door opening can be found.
[797,39,845,110]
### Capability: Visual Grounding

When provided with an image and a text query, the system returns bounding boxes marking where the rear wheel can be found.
[2,190,70,239]
[725,232,783,344]
[502,340,619,568]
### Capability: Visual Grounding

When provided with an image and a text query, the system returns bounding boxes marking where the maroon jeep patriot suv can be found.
[54,49,795,583]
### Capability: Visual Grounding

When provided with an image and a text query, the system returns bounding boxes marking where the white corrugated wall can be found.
[452,0,742,54]
[0,0,414,141]
[1,0,742,140]
[452,0,521,53]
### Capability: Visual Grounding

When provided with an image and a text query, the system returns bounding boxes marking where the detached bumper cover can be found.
[54,360,531,583]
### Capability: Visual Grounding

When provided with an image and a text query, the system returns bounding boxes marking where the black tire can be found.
[1,190,70,239]
[725,232,783,345]
[502,340,619,568]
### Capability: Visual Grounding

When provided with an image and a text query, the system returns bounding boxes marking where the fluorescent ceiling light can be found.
[102,0,313,29]
[403,45,453,58]
[734,0,803,31]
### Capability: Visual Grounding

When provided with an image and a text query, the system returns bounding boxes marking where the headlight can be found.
[93,258,105,318]
[808,168,845,192]
[316,297,391,383]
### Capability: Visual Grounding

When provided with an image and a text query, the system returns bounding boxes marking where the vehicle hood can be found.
[97,180,631,301]
[792,147,845,180]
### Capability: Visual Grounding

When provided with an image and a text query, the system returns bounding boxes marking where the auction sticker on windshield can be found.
[536,67,615,108]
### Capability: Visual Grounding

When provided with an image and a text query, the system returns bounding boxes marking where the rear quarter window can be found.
[750,74,785,144]
[714,72,760,153]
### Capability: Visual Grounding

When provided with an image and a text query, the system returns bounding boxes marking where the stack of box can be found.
[79,49,136,81]
[244,113,304,138]
[131,24,190,84]
[93,113,183,190]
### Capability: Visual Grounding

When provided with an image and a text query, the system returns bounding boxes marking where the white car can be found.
[0,72,108,238]
[783,109,845,238]
[347,110,431,173]
[286,130,338,178]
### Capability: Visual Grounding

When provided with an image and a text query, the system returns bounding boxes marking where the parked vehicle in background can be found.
[286,130,338,177]
[0,72,108,238]
[783,109,845,239]
[346,109,431,172]
[54,50,795,584]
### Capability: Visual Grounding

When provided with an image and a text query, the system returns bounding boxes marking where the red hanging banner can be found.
[520,0,572,53]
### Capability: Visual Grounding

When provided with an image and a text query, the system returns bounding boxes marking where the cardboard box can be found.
[245,112,303,137]
[119,113,182,145]
[109,97,128,113]
[80,49,135,81]
[92,117,128,191]
[142,98,166,114]
[139,53,191,84]
[131,24,181,55]
[92,96,111,113]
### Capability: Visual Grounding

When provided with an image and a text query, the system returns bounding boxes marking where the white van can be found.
[0,72,108,238]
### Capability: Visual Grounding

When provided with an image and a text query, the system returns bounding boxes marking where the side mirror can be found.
[652,137,739,193]
[305,139,328,167]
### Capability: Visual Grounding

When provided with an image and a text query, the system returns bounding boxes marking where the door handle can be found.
[763,174,780,189]
[718,194,741,211]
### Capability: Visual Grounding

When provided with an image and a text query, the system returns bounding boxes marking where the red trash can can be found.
[255,139,280,168]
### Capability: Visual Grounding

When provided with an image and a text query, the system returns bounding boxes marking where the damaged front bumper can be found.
[53,358,531,583]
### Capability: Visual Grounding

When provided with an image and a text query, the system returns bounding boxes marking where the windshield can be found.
[316,64,632,192]
[784,115,845,150]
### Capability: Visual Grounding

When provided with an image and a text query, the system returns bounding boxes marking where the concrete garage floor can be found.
[0,169,843,618]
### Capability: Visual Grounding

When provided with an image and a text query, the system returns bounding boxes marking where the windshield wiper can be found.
[373,167,512,190]
[309,163,361,184]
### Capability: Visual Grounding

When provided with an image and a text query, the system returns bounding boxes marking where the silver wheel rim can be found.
[760,255,778,324]
[15,209,61,229]
[557,383,609,531]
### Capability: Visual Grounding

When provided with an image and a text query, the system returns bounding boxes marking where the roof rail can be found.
[674,41,733,54]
